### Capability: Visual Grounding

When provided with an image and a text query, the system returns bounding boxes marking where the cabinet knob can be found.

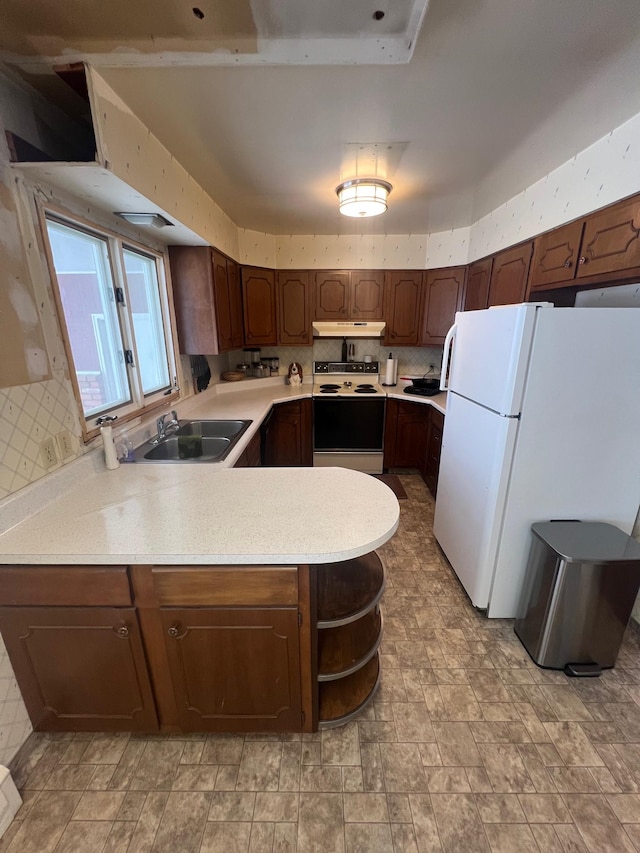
[116,626,129,638]
[564,260,572,268]
[578,256,588,265]
[168,626,180,638]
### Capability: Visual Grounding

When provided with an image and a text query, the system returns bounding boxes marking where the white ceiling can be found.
[4,0,640,235]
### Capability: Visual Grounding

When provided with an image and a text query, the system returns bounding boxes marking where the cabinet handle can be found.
[116,626,129,637]
[168,626,180,638]
[564,260,572,268]
[578,256,588,265]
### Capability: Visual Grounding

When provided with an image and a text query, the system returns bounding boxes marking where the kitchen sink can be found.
[132,419,252,463]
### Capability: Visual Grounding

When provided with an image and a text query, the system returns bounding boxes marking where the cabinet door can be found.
[212,251,233,351]
[169,246,219,355]
[227,259,244,349]
[350,271,385,319]
[277,271,311,345]
[577,196,640,279]
[488,243,533,306]
[422,267,466,345]
[314,272,350,319]
[383,271,423,346]
[242,267,277,345]
[161,607,302,732]
[383,398,399,469]
[394,401,429,469]
[0,606,158,732]
[464,258,492,311]
[263,400,312,466]
[423,408,444,497]
[529,221,584,290]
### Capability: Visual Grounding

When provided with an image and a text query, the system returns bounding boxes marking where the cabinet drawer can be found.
[0,566,132,606]
[397,400,426,415]
[151,566,299,606]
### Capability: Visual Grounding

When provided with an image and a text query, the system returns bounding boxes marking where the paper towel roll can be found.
[384,358,398,386]
[101,425,120,470]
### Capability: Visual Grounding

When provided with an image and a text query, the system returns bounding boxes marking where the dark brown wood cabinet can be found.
[421,267,466,344]
[233,430,262,468]
[384,398,429,469]
[530,196,640,292]
[242,266,277,346]
[161,606,302,732]
[423,408,444,498]
[277,271,312,345]
[488,243,534,306]
[383,271,423,346]
[314,271,384,320]
[169,247,243,355]
[262,399,312,467]
[464,257,492,311]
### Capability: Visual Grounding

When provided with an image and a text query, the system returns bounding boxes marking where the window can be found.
[44,214,177,437]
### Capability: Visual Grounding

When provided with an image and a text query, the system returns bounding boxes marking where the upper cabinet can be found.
[277,271,312,346]
[421,267,466,345]
[242,266,278,346]
[314,271,384,320]
[464,257,492,311]
[383,271,423,346]
[170,246,243,355]
[530,196,640,291]
[487,243,534,306]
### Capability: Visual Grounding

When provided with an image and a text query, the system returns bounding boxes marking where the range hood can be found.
[312,321,386,338]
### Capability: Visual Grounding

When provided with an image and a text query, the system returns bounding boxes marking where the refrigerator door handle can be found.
[440,322,457,390]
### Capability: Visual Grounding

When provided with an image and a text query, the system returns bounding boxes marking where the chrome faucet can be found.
[154,410,180,443]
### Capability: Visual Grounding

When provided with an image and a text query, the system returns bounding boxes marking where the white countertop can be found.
[0,376,447,565]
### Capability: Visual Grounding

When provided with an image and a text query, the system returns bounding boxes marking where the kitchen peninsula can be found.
[0,389,401,735]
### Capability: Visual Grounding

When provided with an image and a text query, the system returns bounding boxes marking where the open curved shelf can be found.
[318,652,380,728]
[317,608,382,682]
[316,551,385,627]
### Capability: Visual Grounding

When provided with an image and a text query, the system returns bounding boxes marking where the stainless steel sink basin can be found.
[133,419,252,463]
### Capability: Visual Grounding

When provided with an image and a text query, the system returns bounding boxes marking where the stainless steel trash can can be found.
[514,520,640,676]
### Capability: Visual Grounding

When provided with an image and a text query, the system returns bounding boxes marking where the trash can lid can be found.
[531,521,640,564]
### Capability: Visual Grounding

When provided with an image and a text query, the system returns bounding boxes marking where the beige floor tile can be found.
[392,703,436,742]
[543,722,605,767]
[343,792,389,822]
[129,741,184,791]
[71,790,126,821]
[125,791,168,853]
[379,743,428,793]
[342,766,364,792]
[360,742,385,792]
[477,743,535,793]
[430,793,489,852]
[201,736,245,765]
[424,767,472,793]
[358,721,398,743]
[299,765,342,792]
[298,792,344,853]
[152,791,209,853]
[51,820,112,853]
[5,791,82,853]
[273,822,297,853]
[321,722,361,765]
[387,793,412,823]
[539,686,594,722]
[102,820,136,853]
[433,722,482,767]
[253,792,299,822]
[517,793,571,823]
[345,822,393,852]
[80,734,130,765]
[390,822,419,852]
[116,791,146,822]
[200,822,252,853]
[482,823,539,853]
[236,742,282,791]
[208,792,255,821]
[605,793,640,823]
[438,686,483,721]
[249,821,275,853]
[565,793,636,852]
[172,764,219,791]
[475,793,526,823]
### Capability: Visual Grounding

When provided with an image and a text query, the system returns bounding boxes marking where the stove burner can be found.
[320,384,340,391]
[320,388,338,394]
[357,384,375,390]
[354,386,378,393]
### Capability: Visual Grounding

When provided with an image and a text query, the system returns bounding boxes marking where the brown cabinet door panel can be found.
[227,259,244,349]
[529,221,584,290]
[464,258,492,311]
[242,267,277,345]
[577,197,640,278]
[169,247,219,355]
[383,271,423,346]
[0,606,158,732]
[350,271,385,319]
[277,272,311,345]
[314,272,350,319]
[162,608,302,732]
[263,400,312,466]
[422,267,465,345]
[212,251,233,351]
[394,403,429,469]
[488,243,533,306]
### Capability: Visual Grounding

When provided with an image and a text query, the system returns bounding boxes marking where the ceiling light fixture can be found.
[114,212,174,228]
[336,178,392,218]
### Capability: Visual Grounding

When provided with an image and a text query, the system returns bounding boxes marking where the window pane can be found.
[122,249,171,396]
[46,220,131,418]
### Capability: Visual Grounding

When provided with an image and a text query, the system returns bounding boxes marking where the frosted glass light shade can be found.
[336,179,392,218]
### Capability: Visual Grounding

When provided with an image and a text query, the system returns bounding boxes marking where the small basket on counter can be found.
[221,371,246,382]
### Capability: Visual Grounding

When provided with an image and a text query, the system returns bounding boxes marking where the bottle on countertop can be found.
[341,337,348,361]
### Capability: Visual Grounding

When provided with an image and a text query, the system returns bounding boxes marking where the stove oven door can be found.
[313,397,385,473]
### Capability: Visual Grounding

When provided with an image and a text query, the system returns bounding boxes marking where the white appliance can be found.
[434,303,640,618]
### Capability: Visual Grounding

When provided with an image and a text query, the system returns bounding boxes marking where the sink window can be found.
[43,213,177,439]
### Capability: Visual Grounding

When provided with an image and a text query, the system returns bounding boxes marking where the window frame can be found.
[39,204,179,442]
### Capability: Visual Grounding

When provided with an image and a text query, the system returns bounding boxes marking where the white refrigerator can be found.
[433,303,640,618]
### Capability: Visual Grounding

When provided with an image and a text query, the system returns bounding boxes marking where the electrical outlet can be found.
[40,437,58,469]
[56,429,75,460]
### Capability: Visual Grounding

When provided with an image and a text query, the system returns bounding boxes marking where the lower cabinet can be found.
[233,430,262,468]
[0,605,158,732]
[384,398,445,496]
[262,399,312,466]
[161,607,302,732]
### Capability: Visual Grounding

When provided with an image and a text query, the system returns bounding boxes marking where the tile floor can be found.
[3,474,640,852]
